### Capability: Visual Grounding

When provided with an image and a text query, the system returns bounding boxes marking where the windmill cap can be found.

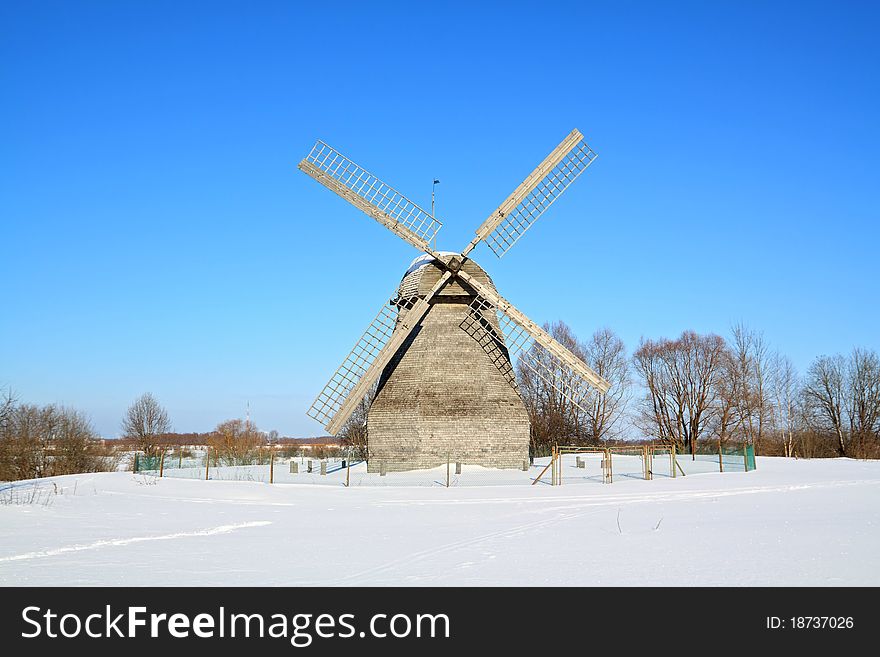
[396,253,495,302]
[403,252,461,276]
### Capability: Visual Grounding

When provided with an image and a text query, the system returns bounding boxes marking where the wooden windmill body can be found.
[299,130,611,472]
[368,254,530,471]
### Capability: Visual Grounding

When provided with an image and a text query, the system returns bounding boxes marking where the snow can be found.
[403,251,458,275]
[1,457,878,586]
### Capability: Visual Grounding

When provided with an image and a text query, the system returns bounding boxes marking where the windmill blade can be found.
[299,140,441,252]
[308,272,452,435]
[462,129,597,259]
[460,295,607,413]
[456,269,610,400]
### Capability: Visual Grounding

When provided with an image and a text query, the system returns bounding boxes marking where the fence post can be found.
[205,448,210,481]
[134,453,139,473]
[446,454,450,488]
[551,446,557,486]
[671,444,676,478]
[159,449,165,477]
[743,444,749,472]
[346,461,350,487]
[178,451,182,468]
[270,449,274,484]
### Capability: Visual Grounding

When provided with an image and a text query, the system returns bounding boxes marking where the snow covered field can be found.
[1,457,878,586]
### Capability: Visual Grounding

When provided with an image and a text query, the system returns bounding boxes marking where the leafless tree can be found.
[52,408,106,475]
[582,328,631,442]
[121,393,171,457]
[0,387,16,435]
[730,323,772,453]
[3,403,59,479]
[1,402,116,480]
[847,348,880,458]
[516,321,626,451]
[802,355,848,456]
[633,331,727,457]
[711,347,743,450]
[339,380,380,462]
[518,321,582,450]
[769,353,800,457]
[208,418,263,464]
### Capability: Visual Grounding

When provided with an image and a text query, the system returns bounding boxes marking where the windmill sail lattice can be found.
[306,296,400,428]
[461,296,597,413]
[300,141,442,251]
[482,138,597,257]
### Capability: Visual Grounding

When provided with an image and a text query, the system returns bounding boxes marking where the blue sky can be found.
[1,1,878,437]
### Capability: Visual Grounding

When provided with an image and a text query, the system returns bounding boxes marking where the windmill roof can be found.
[396,253,495,301]
[404,252,460,276]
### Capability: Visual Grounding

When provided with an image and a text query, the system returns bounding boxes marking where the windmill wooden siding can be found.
[367,256,530,472]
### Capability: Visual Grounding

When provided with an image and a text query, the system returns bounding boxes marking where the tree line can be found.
[521,322,880,459]
[0,391,294,481]
[0,389,120,480]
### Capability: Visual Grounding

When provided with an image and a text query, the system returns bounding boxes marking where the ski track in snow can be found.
[0,521,272,563]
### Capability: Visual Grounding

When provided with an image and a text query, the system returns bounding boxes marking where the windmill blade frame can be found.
[299,140,442,252]
[455,269,610,395]
[308,272,453,435]
[462,129,597,259]
[461,297,601,414]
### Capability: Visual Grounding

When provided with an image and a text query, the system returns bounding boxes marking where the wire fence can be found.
[132,443,756,488]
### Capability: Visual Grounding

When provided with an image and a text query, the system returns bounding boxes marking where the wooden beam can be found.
[299,160,429,253]
[462,129,583,258]
[455,269,611,393]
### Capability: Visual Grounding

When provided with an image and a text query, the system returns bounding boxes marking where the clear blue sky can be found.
[1,1,878,437]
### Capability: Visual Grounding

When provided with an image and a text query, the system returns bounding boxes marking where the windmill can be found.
[299,129,611,472]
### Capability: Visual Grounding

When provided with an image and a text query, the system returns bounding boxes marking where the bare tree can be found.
[802,355,847,456]
[582,328,630,442]
[518,322,576,450]
[516,321,618,451]
[340,389,373,461]
[4,403,59,479]
[730,323,772,453]
[52,408,103,475]
[633,331,726,457]
[769,353,800,457]
[1,402,116,480]
[847,348,880,458]
[208,418,262,464]
[121,393,171,457]
[0,387,15,435]
[337,379,379,462]
[711,347,742,450]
